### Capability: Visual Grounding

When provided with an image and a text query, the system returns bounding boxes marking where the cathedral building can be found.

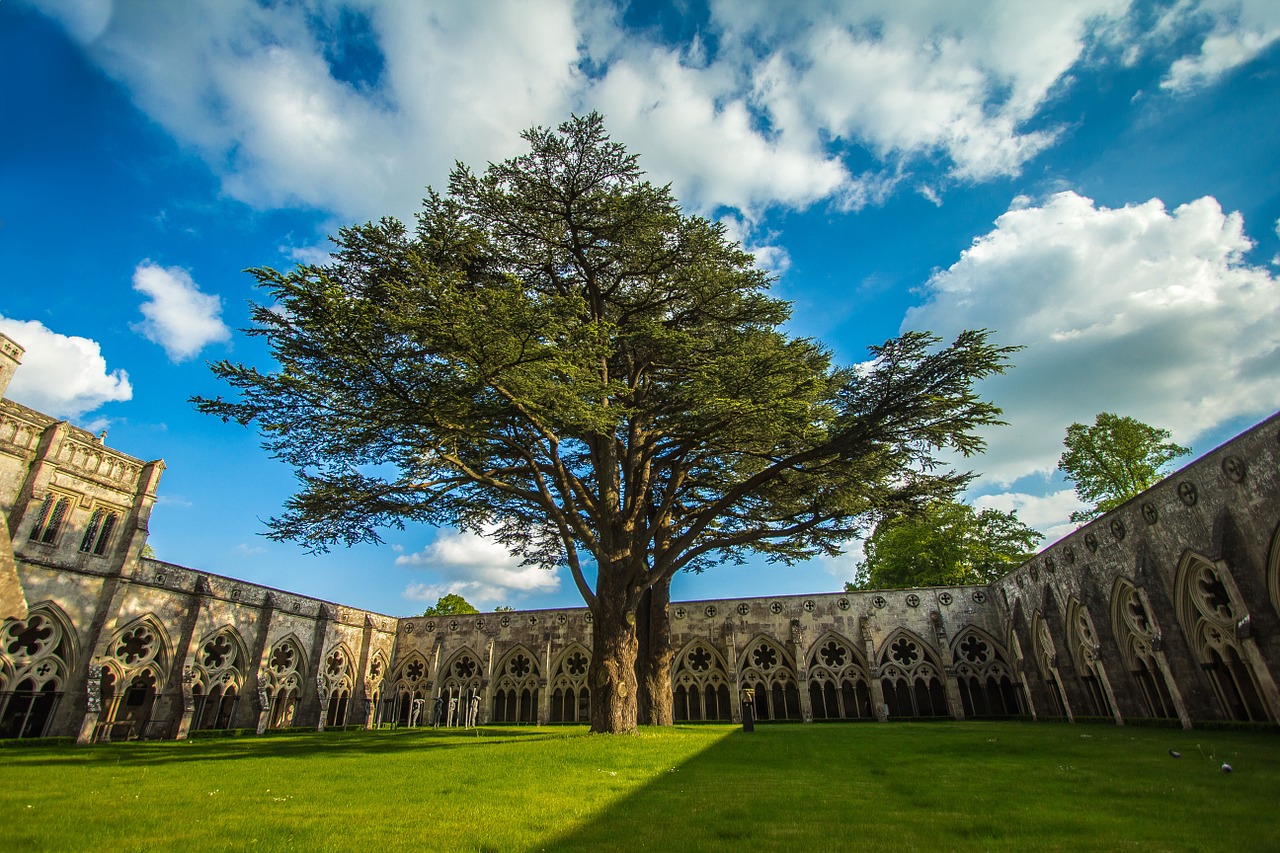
[1,331,1276,741]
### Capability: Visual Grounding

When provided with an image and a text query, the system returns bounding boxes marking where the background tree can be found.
[194,114,1016,733]
[421,593,478,616]
[845,500,1041,590]
[493,605,515,612]
[1059,413,1190,522]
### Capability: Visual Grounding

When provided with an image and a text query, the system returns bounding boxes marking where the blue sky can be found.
[2,0,1278,616]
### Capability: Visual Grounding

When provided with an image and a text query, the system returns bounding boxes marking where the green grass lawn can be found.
[1,721,1275,851]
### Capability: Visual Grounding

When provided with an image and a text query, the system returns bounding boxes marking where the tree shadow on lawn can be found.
[539,721,1280,853]
[7,725,582,769]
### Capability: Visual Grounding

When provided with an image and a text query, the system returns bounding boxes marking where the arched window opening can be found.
[0,605,75,739]
[1175,554,1275,723]
[878,631,948,719]
[549,646,590,724]
[79,508,120,556]
[740,639,799,722]
[671,642,732,722]
[28,494,70,545]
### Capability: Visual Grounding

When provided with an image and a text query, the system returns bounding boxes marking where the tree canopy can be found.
[1059,413,1190,522]
[421,593,478,616]
[193,113,1017,732]
[845,500,1041,590]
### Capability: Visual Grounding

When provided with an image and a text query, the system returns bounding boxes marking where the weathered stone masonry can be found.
[1,329,1277,740]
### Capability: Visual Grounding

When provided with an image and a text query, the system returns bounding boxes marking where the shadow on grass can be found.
[7,725,583,768]
[538,721,1280,853]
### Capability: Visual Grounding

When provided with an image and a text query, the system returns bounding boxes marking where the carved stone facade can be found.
[1,330,1278,739]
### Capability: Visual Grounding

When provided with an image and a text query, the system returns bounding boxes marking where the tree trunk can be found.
[635,578,674,726]
[588,577,640,734]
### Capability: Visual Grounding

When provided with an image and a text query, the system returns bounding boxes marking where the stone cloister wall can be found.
[1,330,1278,740]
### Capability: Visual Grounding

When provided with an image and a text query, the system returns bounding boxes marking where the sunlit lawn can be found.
[2,721,1276,851]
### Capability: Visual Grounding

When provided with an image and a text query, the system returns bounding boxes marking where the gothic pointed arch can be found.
[1064,597,1114,717]
[0,601,78,738]
[1110,578,1178,719]
[320,642,356,727]
[738,634,800,721]
[98,614,172,737]
[951,625,1024,717]
[365,649,390,726]
[263,634,307,729]
[190,627,249,731]
[549,643,590,723]
[390,649,431,726]
[1174,551,1273,721]
[491,644,540,724]
[804,632,872,720]
[1030,609,1068,717]
[876,628,947,719]
[671,640,732,722]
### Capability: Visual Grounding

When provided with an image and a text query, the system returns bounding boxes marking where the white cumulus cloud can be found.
[131,261,231,362]
[906,191,1280,488]
[1159,0,1280,93]
[0,317,132,419]
[397,526,560,608]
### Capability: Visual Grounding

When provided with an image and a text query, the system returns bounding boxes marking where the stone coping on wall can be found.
[992,408,1280,609]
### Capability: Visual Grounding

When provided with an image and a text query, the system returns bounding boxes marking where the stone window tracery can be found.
[1065,598,1113,717]
[79,507,120,556]
[263,637,305,729]
[320,646,354,728]
[97,617,168,739]
[877,631,947,719]
[739,639,799,721]
[1110,580,1178,720]
[28,494,70,545]
[492,647,539,724]
[190,629,245,731]
[392,652,431,727]
[1174,554,1273,722]
[951,628,1024,718]
[0,604,75,738]
[806,635,871,720]
[672,642,731,722]
[433,649,483,725]
[550,645,591,723]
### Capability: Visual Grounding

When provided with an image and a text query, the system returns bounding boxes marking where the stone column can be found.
[932,611,965,721]
[76,663,103,745]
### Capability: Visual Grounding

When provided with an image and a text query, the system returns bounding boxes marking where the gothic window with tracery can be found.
[321,645,354,728]
[1065,598,1113,717]
[1110,580,1178,720]
[951,627,1024,718]
[1030,611,1067,718]
[191,629,245,731]
[806,635,871,721]
[550,646,591,723]
[739,639,799,721]
[435,650,483,726]
[79,507,120,556]
[263,637,305,729]
[1174,554,1273,722]
[492,647,539,724]
[877,631,947,719]
[28,494,71,545]
[98,617,168,739]
[672,642,731,722]
[0,604,75,739]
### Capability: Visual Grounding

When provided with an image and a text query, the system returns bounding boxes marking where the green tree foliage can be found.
[1059,413,1191,522]
[193,114,1016,733]
[493,605,515,612]
[845,500,1042,590]
[421,593,478,616]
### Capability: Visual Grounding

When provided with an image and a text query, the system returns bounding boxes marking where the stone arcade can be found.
[1,331,1277,741]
